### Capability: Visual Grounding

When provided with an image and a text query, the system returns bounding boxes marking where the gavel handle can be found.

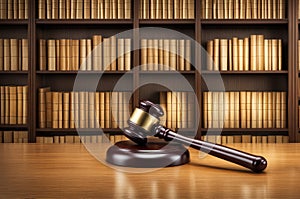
[156,128,267,173]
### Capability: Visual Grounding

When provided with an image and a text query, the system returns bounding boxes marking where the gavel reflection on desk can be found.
[108,100,267,173]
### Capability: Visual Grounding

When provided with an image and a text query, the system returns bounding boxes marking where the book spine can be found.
[63,92,70,129]
[220,39,228,71]
[21,39,28,71]
[0,39,3,71]
[124,38,131,71]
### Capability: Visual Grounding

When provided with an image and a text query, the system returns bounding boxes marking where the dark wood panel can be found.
[201,74,288,91]
[35,73,134,91]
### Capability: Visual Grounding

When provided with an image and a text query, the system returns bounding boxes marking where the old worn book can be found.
[52,92,59,128]
[38,0,46,19]
[147,39,154,70]
[232,37,238,71]
[250,35,257,71]
[4,39,10,71]
[3,131,13,143]
[159,92,167,125]
[213,39,220,71]
[21,39,28,71]
[243,37,249,70]
[10,39,18,71]
[163,39,170,70]
[238,39,244,71]
[105,92,111,128]
[124,0,131,19]
[9,86,17,124]
[38,87,50,128]
[124,38,131,71]
[86,39,92,71]
[207,40,214,70]
[141,39,147,71]
[188,0,194,19]
[0,39,3,70]
[220,39,228,71]
[76,0,83,19]
[257,35,264,71]
[117,38,125,71]
[263,92,268,128]
[212,92,219,128]
[59,39,67,71]
[0,86,4,124]
[63,92,70,129]
[281,92,286,128]
[110,36,117,71]
[84,0,91,19]
[69,92,75,128]
[88,92,95,128]
[79,39,87,70]
[278,39,282,70]
[257,92,263,128]
[47,40,56,71]
[169,39,176,71]
[153,39,159,71]
[166,92,172,128]
[271,39,278,71]
[185,40,191,71]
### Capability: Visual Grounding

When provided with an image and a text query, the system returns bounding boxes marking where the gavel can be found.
[123,100,267,173]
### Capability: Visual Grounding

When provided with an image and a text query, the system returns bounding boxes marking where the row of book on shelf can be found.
[201,0,286,19]
[38,0,131,19]
[34,134,289,144]
[206,35,282,71]
[38,88,132,129]
[0,39,29,71]
[140,0,194,19]
[1,0,290,21]
[36,134,129,144]
[0,0,28,19]
[159,92,195,129]
[0,131,28,143]
[203,91,286,129]
[39,36,131,71]
[140,39,192,71]
[0,86,28,125]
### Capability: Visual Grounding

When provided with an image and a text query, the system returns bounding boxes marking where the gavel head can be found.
[124,100,164,145]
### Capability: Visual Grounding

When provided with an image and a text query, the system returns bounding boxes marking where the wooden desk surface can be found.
[0,143,299,198]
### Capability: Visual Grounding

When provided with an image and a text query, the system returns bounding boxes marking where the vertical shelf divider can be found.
[29,0,36,142]
[195,0,202,139]
[288,0,298,142]
[133,0,140,109]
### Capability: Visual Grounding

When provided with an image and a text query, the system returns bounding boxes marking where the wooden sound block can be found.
[106,140,190,168]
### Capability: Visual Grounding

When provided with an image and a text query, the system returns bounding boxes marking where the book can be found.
[21,39,28,71]
[220,39,228,71]
[4,39,10,71]
[9,86,17,124]
[0,39,3,70]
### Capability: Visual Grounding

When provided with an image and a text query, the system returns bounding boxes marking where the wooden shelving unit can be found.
[1,0,299,142]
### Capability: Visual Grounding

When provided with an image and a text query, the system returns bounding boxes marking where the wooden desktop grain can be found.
[0,143,299,198]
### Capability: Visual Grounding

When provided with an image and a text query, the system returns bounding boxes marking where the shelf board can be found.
[0,19,28,25]
[201,19,288,25]
[0,71,28,74]
[139,19,195,25]
[139,70,195,75]
[201,128,288,132]
[36,128,123,132]
[35,19,133,25]
[202,70,288,75]
[0,124,28,129]
[36,71,132,75]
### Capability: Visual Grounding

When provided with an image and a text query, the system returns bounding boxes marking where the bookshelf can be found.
[0,0,299,143]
